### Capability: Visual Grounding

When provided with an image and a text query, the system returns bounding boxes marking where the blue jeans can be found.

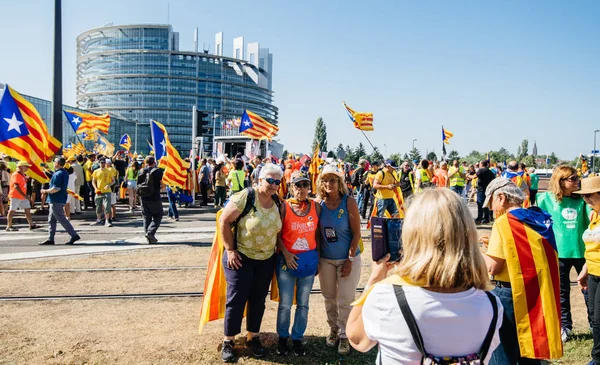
[490,286,542,365]
[356,191,364,212]
[450,185,464,196]
[376,198,399,217]
[167,193,179,219]
[276,254,316,341]
[48,203,77,241]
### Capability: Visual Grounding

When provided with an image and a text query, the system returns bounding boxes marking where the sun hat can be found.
[290,171,310,185]
[16,161,31,167]
[573,176,600,196]
[319,164,344,180]
[483,177,517,208]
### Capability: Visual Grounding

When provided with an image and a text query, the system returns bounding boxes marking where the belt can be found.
[495,280,511,288]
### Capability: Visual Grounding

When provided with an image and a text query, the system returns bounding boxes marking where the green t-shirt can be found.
[536,192,591,259]
[530,173,539,190]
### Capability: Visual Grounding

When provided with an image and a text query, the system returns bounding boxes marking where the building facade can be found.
[76,24,277,156]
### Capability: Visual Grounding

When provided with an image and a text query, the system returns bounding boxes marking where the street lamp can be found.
[412,139,417,150]
[594,130,600,172]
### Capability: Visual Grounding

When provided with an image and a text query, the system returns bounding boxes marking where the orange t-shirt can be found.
[294,161,302,171]
[282,200,319,254]
[284,168,293,182]
[8,172,27,199]
[434,169,448,187]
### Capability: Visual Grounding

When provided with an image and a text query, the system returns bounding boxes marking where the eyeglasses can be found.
[295,182,310,189]
[562,176,579,182]
[264,177,281,186]
[322,178,338,184]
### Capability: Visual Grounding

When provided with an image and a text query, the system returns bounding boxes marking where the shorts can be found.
[126,180,137,189]
[9,198,31,211]
[111,193,117,205]
[376,198,399,218]
[95,192,111,215]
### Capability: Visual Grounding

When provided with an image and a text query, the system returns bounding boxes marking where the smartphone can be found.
[370,217,403,262]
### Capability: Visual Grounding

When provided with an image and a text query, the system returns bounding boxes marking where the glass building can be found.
[76,24,277,156]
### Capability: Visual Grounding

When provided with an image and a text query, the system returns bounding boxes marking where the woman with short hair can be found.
[347,188,502,364]
[536,165,592,341]
[218,163,283,362]
[317,164,362,355]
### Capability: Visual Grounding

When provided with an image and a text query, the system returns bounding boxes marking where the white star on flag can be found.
[244,121,251,127]
[160,139,167,152]
[72,117,81,125]
[3,113,24,134]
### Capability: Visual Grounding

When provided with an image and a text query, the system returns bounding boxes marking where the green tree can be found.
[517,139,529,161]
[327,150,336,158]
[409,147,422,162]
[447,150,460,161]
[355,143,367,161]
[549,152,558,165]
[426,151,437,162]
[311,117,327,154]
[403,153,410,162]
[370,147,384,163]
[344,145,354,163]
[389,153,402,167]
[464,150,484,165]
[490,148,514,165]
[521,155,536,167]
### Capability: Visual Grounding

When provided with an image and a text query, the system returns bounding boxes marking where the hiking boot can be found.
[326,329,338,347]
[562,328,573,342]
[246,336,266,358]
[277,337,289,355]
[338,337,350,355]
[293,340,305,357]
[221,340,236,363]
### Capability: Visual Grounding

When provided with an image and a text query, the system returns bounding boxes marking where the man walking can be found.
[92,159,114,227]
[6,162,41,231]
[475,160,496,224]
[372,159,400,218]
[139,156,163,244]
[198,158,210,207]
[39,157,80,245]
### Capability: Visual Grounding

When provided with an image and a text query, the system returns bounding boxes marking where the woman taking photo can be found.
[125,161,140,212]
[275,171,321,357]
[218,163,283,363]
[347,188,502,364]
[317,164,362,356]
[574,176,600,365]
[536,165,592,341]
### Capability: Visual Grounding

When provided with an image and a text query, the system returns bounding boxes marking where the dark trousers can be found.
[360,187,372,218]
[529,189,538,206]
[167,194,179,219]
[476,190,491,222]
[141,199,163,237]
[559,258,591,330]
[490,286,543,365]
[215,186,226,207]
[200,182,209,206]
[588,274,600,362]
[85,181,95,208]
[223,251,277,336]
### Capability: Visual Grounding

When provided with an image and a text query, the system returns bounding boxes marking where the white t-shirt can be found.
[362,284,503,365]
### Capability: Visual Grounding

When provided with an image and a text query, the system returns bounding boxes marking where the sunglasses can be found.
[264,177,281,186]
[562,176,579,182]
[295,182,310,189]
[583,192,598,198]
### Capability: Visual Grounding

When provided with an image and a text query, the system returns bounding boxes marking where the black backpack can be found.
[351,167,364,187]
[136,167,157,198]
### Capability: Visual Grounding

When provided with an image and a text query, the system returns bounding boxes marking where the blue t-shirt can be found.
[319,195,361,260]
[49,168,69,204]
[200,165,211,184]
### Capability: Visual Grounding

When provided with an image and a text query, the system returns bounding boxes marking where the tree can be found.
[389,153,402,167]
[409,147,422,162]
[549,152,558,165]
[426,151,437,162]
[521,154,536,167]
[370,147,383,163]
[282,149,289,159]
[327,150,336,158]
[311,117,327,154]
[403,153,410,162]
[517,139,529,161]
[355,143,367,161]
[447,150,460,162]
[489,148,514,165]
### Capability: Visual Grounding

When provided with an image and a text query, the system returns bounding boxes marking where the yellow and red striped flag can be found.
[492,208,563,359]
[343,102,374,131]
[64,110,111,135]
[238,110,278,141]
[442,126,454,144]
[308,145,323,194]
[150,120,190,189]
[67,188,84,201]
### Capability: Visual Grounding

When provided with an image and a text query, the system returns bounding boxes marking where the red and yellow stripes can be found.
[153,120,190,189]
[499,213,563,359]
[68,111,111,134]
[241,110,278,141]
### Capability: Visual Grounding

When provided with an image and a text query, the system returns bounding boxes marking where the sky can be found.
[0,0,598,160]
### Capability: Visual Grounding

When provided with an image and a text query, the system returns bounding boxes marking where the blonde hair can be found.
[317,173,349,199]
[549,165,577,202]
[397,188,490,290]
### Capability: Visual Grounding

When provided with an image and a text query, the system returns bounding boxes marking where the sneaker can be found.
[562,328,573,342]
[277,337,289,355]
[105,221,112,227]
[29,224,42,230]
[246,336,266,358]
[175,217,179,221]
[293,340,305,357]
[5,227,18,231]
[66,234,81,245]
[338,337,350,355]
[91,220,103,226]
[39,240,55,245]
[326,329,338,348]
[221,340,236,363]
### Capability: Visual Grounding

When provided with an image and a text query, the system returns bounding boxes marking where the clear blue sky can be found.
[0,0,598,160]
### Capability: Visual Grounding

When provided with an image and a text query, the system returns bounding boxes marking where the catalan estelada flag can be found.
[64,110,111,135]
[150,120,190,189]
[239,110,278,141]
[0,85,55,183]
[343,102,374,131]
[492,207,563,359]
[442,126,454,144]
[119,133,131,151]
[308,145,323,193]
[66,188,84,201]
[94,133,115,157]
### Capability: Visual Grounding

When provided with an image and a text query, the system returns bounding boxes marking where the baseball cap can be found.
[290,171,310,184]
[385,159,397,168]
[483,178,516,208]
[105,159,112,164]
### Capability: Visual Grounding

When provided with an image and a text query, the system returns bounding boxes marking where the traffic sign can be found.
[592,150,600,154]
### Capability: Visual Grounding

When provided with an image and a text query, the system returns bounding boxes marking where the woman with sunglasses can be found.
[537,165,592,342]
[573,177,600,365]
[275,171,321,357]
[218,163,283,362]
[317,164,362,355]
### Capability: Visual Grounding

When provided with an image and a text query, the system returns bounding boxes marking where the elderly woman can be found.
[347,189,502,364]
[574,177,600,365]
[483,178,562,364]
[218,163,283,362]
[536,165,592,341]
[275,171,321,357]
[317,164,362,355]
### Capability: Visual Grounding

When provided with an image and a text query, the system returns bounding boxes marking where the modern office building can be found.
[76,24,278,156]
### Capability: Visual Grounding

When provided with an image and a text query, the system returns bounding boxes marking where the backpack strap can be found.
[479,291,499,362]
[392,285,429,358]
[232,187,256,249]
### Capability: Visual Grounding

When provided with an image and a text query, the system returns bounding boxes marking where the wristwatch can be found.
[347,255,354,262]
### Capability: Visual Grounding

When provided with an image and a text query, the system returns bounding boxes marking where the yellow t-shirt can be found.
[84,160,93,181]
[229,189,282,260]
[584,212,600,276]
[485,215,510,282]
[374,169,398,200]
[92,168,115,194]
[106,166,119,181]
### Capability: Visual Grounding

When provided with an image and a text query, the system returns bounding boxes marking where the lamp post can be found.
[212,109,219,157]
[412,139,417,150]
[594,130,600,172]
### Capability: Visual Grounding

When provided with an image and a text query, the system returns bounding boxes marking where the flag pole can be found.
[360,130,377,152]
